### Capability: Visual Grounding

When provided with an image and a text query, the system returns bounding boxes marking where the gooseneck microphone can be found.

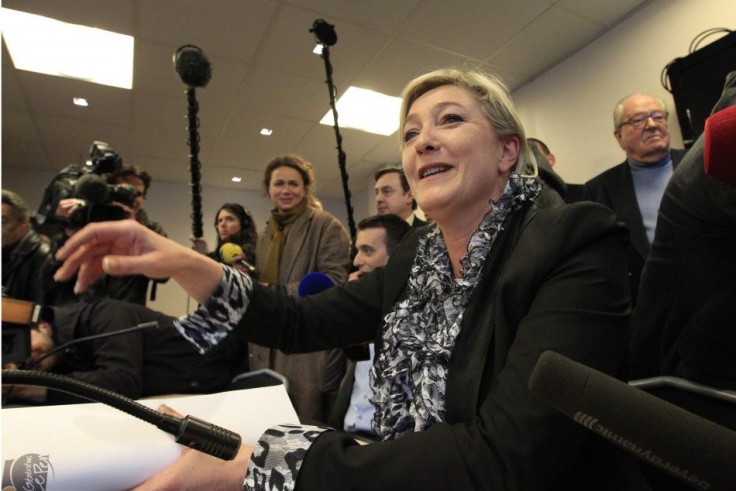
[529,351,736,490]
[2,370,241,461]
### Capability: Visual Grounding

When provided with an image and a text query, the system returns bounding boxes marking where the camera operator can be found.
[39,143,167,306]
[35,142,123,247]
[108,164,166,237]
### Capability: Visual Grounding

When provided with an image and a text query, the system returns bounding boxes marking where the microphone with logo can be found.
[218,243,259,279]
[528,350,736,490]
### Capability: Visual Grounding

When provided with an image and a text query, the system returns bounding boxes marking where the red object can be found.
[703,105,736,187]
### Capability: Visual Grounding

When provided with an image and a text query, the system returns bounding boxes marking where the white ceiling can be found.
[2,0,650,199]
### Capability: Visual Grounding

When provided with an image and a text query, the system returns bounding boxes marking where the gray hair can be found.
[399,67,536,177]
[613,93,668,129]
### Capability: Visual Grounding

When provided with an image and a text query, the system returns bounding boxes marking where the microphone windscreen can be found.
[297,272,335,297]
[74,174,109,204]
[704,105,736,187]
[173,45,212,88]
[219,243,244,265]
[310,19,337,46]
[529,351,736,489]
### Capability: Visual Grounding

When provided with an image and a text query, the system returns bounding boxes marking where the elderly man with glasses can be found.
[584,93,687,305]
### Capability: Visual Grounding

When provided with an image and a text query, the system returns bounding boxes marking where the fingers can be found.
[54,242,107,289]
[54,220,144,286]
[158,404,185,419]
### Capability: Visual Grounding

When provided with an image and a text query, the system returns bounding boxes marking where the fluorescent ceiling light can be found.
[313,45,323,55]
[1,8,134,89]
[260,128,273,136]
[320,87,401,136]
[231,176,242,183]
[73,97,88,107]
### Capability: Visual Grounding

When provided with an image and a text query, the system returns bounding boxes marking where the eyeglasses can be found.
[618,111,668,129]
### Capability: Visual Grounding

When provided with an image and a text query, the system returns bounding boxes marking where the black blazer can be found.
[583,149,687,302]
[242,201,643,490]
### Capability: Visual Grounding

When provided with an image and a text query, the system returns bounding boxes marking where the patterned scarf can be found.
[370,173,540,440]
[260,198,309,284]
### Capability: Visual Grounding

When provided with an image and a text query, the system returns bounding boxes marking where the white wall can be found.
[514,0,736,184]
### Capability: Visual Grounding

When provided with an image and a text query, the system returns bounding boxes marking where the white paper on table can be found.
[1,385,299,490]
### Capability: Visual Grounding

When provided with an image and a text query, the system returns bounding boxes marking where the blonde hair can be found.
[399,67,537,177]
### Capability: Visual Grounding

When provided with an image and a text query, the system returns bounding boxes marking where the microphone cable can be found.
[2,320,159,406]
[22,320,160,372]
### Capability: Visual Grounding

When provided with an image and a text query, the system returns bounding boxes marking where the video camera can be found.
[36,141,136,230]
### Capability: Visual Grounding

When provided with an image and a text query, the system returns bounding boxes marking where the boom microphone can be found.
[309,19,337,46]
[703,104,736,187]
[529,351,736,489]
[173,45,212,88]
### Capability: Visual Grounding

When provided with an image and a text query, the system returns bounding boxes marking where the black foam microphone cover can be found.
[310,19,337,46]
[74,174,109,204]
[529,351,736,489]
[173,45,212,88]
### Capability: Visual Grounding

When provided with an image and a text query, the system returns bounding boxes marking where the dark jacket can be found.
[44,298,246,404]
[631,72,736,389]
[583,149,687,303]
[2,229,51,304]
[242,201,644,490]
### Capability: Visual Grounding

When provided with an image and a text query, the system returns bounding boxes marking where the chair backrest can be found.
[229,368,289,391]
[629,376,736,431]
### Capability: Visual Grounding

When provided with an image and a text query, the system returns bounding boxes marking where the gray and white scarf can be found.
[370,172,540,440]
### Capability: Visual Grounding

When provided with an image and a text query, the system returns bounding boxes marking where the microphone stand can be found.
[185,86,205,239]
[312,22,357,244]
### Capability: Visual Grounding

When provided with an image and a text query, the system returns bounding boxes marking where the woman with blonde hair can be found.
[57,68,638,490]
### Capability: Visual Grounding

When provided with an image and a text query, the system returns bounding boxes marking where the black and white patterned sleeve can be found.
[244,424,331,491]
[174,265,253,353]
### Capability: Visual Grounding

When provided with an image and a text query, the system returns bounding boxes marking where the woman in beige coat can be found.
[252,154,351,422]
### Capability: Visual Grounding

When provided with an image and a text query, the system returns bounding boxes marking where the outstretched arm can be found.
[54,220,223,304]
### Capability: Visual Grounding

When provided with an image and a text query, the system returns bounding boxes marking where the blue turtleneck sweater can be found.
[628,153,674,245]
